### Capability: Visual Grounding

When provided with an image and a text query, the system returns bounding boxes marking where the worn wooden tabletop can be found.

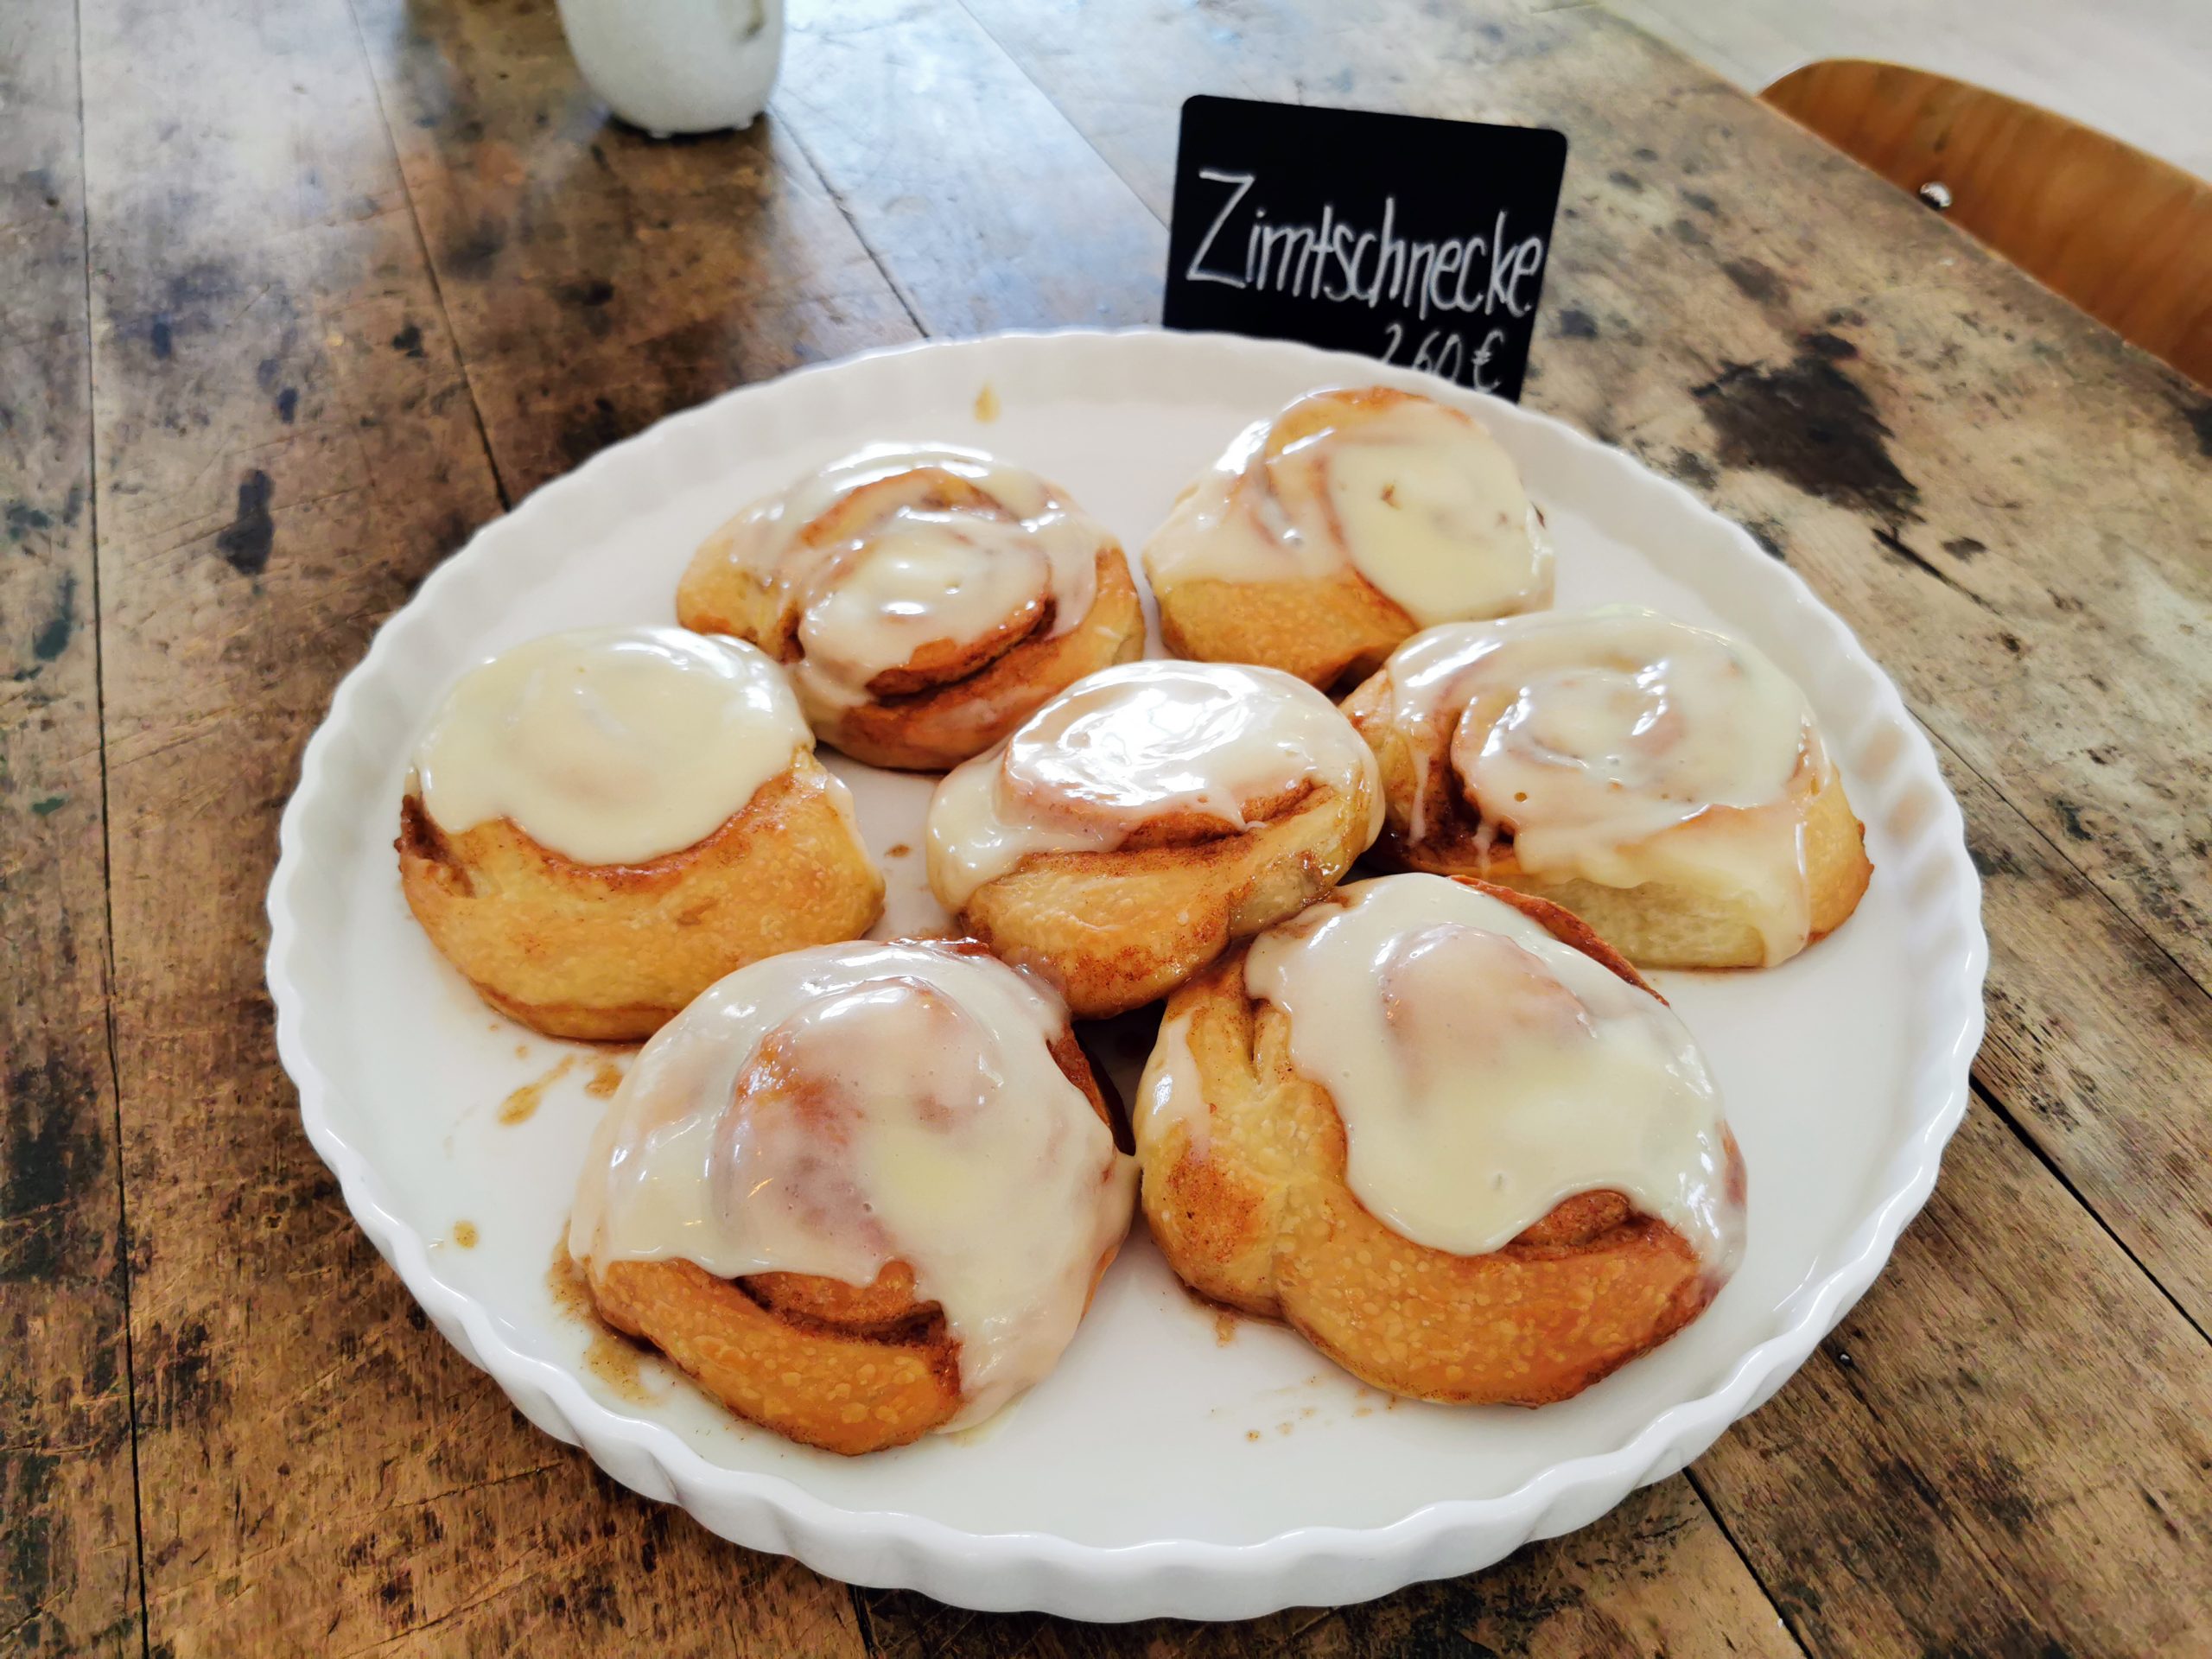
[5,0,2210,1652]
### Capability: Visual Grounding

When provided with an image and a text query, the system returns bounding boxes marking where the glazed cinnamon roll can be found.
[398,626,882,1040]
[569,938,1135,1453]
[677,444,1144,769]
[1137,874,1745,1406]
[924,661,1382,1018]
[1343,607,1872,969]
[1142,386,1553,688]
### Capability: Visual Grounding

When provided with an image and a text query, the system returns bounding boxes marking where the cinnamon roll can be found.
[398,626,883,1040]
[1136,874,1746,1406]
[1142,386,1553,688]
[924,661,1382,1018]
[677,444,1144,769]
[1343,607,1872,969]
[569,938,1135,1453]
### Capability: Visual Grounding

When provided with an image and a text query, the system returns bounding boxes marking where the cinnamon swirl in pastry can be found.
[1136,874,1745,1406]
[677,444,1144,769]
[398,626,882,1040]
[1143,386,1553,688]
[569,938,1135,1453]
[924,660,1382,1018]
[1343,607,1872,969]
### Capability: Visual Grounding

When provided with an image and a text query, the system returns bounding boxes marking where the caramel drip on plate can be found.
[1385,607,1829,962]
[498,1055,576,1125]
[1238,874,1744,1270]
[568,940,1135,1431]
[1144,387,1553,625]
[924,661,1382,908]
[704,443,1109,723]
[413,626,810,867]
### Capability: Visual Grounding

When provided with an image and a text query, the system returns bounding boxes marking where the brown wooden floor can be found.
[3,0,2209,1653]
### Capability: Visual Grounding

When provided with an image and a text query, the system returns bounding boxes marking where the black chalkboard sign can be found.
[1163,96,1567,403]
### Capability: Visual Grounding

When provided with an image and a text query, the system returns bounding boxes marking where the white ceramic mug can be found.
[556,0,785,137]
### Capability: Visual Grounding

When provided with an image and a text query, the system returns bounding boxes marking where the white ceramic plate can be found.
[268,329,1985,1621]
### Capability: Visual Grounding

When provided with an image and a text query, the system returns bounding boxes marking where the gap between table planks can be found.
[5,0,2207,1652]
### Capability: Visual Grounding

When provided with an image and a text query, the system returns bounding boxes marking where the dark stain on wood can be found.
[1693,344,1922,521]
[572,1572,626,1626]
[3,1440,60,1643]
[1605,168,1643,192]
[31,573,76,660]
[373,1574,413,1628]
[1968,837,2022,880]
[558,278,617,308]
[1669,215,1708,246]
[1872,1453,1946,1518]
[1944,536,1987,559]
[137,263,251,367]
[390,322,425,358]
[1555,306,1599,339]
[1667,448,1718,489]
[1721,256,1787,303]
[139,1319,223,1429]
[1679,186,1720,214]
[214,470,276,575]
[1,1057,105,1282]
[560,396,629,470]
[1745,517,1788,559]
[535,317,766,478]
[1955,1448,2040,1537]
[1872,525,1996,612]
[7,500,54,541]
[444,217,506,277]
[2055,799,2094,842]
[275,386,298,423]
[2177,393,2212,459]
[2140,1484,2185,1542]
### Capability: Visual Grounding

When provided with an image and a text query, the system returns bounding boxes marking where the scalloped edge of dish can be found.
[268,328,1986,1621]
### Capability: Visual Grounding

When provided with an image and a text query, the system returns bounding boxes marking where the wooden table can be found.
[5,0,2209,1651]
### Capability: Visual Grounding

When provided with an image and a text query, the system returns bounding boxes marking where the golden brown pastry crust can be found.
[678,468,1146,770]
[1146,386,1516,690]
[580,1027,1122,1454]
[1341,668,1874,968]
[951,775,1379,1019]
[397,751,883,1041]
[1155,566,1415,693]
[1138,879,1744,1406]
[589,1257,961,1453]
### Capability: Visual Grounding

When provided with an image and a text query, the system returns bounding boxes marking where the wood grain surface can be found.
[6,0,2209,1653]
[0,4,137,1652]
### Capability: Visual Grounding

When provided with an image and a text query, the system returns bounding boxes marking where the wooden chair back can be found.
[1764,59,2212,387]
